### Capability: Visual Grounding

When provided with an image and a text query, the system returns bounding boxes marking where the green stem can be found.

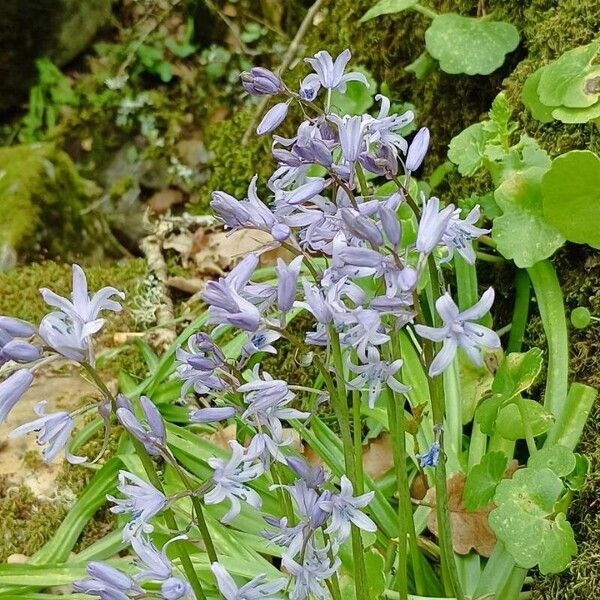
[425,259,465,600]
[506,269,530,353]
[82,363,209,597]
[134,441,208,600]
[352,388,365,495]
[167,455,218,562]
[514,395,537,456]
[389,337,427,596]
[527,260,568,419]
[328,327,369,600]
[355,163,370,198]
[412,3,438,18]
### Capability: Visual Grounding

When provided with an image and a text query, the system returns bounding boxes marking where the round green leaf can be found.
[492,167,565,267]
[490,467,576,574]
[541,150,600,249]
[528,445,576,477]
[571,306,592,329]
[522,66,554,123]
[538,42,600,109]
[463,451,508,511]
[551,100,600,124]
[448,122,489,176]
[495,399,553,440]
[425,14,519,75]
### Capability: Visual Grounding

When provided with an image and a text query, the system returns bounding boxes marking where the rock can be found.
[148,188,184,214]
[0,0,112,112]
[0,143,104,268]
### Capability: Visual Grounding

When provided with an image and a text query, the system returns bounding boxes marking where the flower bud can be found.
[0,369,33,423]
[256,101,289,135]
[406,127,430,172]
[0,339,41,364]
[190,406,236,423]
[241,67,283,96]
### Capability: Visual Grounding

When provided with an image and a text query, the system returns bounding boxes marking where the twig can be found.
[241,0,325,144]
[140,228,176,350]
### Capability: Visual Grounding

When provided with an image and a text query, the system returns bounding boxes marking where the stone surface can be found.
[0,0,112,112]
[0,143,103,268]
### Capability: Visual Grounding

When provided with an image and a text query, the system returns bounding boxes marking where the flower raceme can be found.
[0,46,504,600]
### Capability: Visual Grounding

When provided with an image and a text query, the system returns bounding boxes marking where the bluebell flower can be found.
[242,328,281,358]
[262,515,306,559]
[415,196,455,256]
[211,176,289,242]
[406,127,430,172]
[257,101,290,135]
[241,67,283,96]
[328,114,365,166]
[131,533,189,584]
[283,542,341,600]
[203,254,261,332]
[363,95,413,157]
[10,400,85,464]
[301,49,368,97]
[73,561,141,599]
[276,256,303,313]
[108,471,167,541]
[205,440,264,524]
[416,441,440,468]
[0,368,33,423]
[0,316,40,366]
[319,475,376,543]
[441,205,489,265]
[338,309,390,361]
[347,346,411,409]
[210,562,286,600]
[40,264,124,328]
[415,287,500,376]
[161,577,193,599]
[274,178,327,207]
[190,406,236,424]
[340,208,384,247]
[286,456,325,489]
[176,332,229,396]
[117,395,166,456]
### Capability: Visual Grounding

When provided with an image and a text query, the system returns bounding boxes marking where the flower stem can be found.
[424,259,465,600]
[328,327,369,600]
[388,336,427,596]
[352,387,365,495]
[134,443,208,600]
[81,362,209,598]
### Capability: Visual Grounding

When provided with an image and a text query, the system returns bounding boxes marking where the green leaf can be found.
[551,100,600,124]
[360,0,417,22]
[492,167,565,267]
[425,14,519,75]
[330,68,376,116]
[491,348,544,400]
[458,347,498,424]
[538,41,600,108]
[490,467,576,574]
[522,66,555,123]
[571,306,592,329]
[364,549,386,597]
[541,150,600,249]
[463,451,508,511]
[495,399,553,440]
[528,445,576,477]
[448,122,489,176]
[565,453,590,491]
[406,51,437,80]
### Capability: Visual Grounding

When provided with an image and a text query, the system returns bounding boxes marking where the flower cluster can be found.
[0,47,502,600]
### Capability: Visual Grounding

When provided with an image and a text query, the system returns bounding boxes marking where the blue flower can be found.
[107,471,167,541]
[301,49,368,97]
[416,441,441,468]
[117,395,166,456]
[0,368,33,424]
[73,561,141,599]
[415,288,500,376]
[241,67,283,96]
[211,562,286,600]
[10,400,85,464]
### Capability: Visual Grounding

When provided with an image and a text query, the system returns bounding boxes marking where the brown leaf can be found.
[424,473,497,557]
[147,189,184,214]
[362,433,394,480]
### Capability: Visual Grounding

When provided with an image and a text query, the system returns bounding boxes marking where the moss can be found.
[0,258,146,332]
[0,475,70,560]
[0,143,108,266]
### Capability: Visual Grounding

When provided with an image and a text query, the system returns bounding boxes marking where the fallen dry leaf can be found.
[362,433,394,479]
[147,188,184,214]
[424,473,497,557]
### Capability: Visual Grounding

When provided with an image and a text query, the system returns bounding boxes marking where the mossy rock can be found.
[0,0,112,112]
[0,143,105,268]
